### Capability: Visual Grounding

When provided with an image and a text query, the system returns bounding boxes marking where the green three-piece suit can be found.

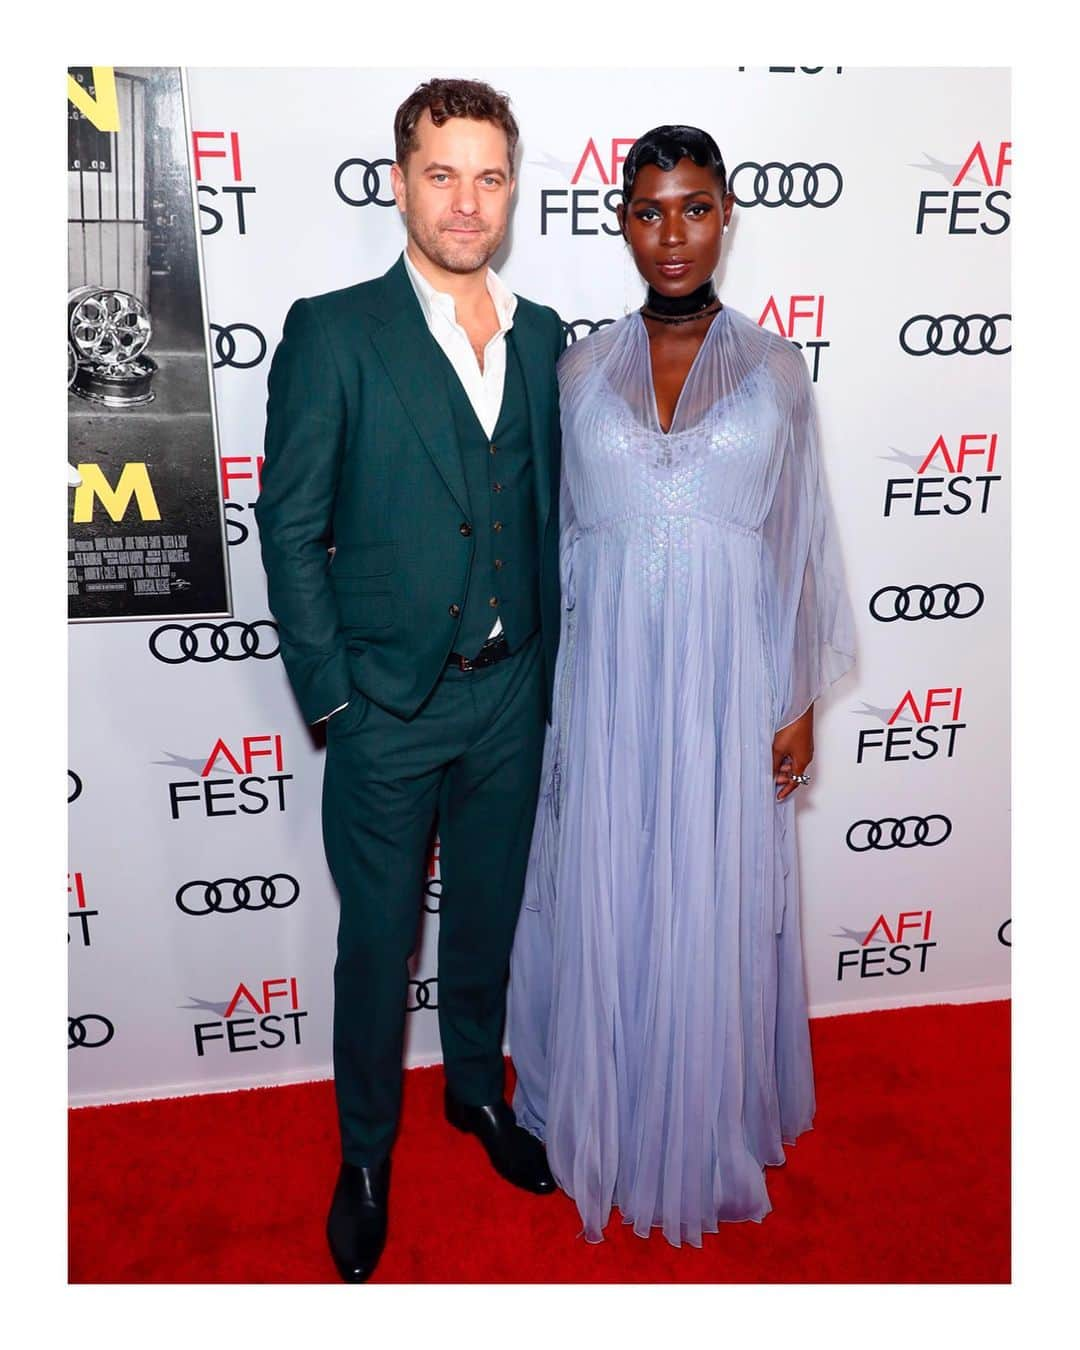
[255,255,563,1164]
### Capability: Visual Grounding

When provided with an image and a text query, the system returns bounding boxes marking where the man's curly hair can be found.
[394,77,519,170]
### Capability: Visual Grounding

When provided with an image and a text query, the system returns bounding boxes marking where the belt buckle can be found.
[458,654,473,673]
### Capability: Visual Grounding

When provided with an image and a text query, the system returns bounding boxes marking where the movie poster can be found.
[67,67,230,621]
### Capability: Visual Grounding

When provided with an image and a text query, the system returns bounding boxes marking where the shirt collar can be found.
[403,249,517,333]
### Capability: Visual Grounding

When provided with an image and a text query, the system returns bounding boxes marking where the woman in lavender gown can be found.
[507,126,856,1248]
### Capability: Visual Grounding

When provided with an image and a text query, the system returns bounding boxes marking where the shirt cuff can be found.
[313,701,349,724]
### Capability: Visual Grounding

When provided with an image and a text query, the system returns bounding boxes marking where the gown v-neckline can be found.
[638,306,725,437]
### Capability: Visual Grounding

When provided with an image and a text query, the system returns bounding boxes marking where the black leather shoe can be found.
[445,1088,556,1194]
[326,1156,390,1283]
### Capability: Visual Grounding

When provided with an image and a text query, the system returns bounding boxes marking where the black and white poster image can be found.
[68,66,230,622]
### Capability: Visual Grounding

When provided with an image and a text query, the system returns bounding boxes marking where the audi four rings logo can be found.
[563,318,615,345]
[334,157,396,207]
[845,815,953,852]
[899,313,1011,356]
[68,770,83,803]
[176,875,300,916]
[149,621,280,664]
[869,583,984,622]
[210,322,267,369]
[729,161,843,208]
[406,977,438,1011]
[69,1014,115,1049]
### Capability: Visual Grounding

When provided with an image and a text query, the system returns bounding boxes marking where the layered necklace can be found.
[640,280,721,326]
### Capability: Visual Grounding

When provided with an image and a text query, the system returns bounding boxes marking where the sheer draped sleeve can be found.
[518,346,585,914]
[554,335,590,614]
[762,353,856,731]
[558,438,579,613]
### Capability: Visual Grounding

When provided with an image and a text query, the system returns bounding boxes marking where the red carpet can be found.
[68,1000,1009,1283]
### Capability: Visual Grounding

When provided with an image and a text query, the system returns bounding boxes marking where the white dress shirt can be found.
[403,249,517,441]
[320,253,515,722]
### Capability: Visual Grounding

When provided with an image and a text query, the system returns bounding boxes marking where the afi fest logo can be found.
[221,453,262,548]
[68,871,98,947]
[834,911,936,981]
[537,137,635,236]
[882,432,1002,518]
[160,734,292,819]
[183,977,307,1056]
[757,295,829,381]
[912,140,1011,235]
[855,688,966,764]
[194,130,256,237]
[737,66,844,74]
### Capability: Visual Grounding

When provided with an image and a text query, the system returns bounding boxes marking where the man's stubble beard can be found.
[406,213,506,277]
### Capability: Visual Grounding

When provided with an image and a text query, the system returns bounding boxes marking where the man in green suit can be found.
[255,79,563,1283]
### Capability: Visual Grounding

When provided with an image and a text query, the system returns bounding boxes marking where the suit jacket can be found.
[255,255,564,724]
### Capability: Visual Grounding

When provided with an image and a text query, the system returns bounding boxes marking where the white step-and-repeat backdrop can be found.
[69,66,1010,1104]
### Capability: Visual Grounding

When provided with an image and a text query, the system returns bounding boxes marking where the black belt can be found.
[446,632,510,673]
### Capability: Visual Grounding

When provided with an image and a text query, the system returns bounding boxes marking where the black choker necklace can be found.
[641,280,720,325]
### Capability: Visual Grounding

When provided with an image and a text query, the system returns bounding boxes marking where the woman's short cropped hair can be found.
[622,125,727,199]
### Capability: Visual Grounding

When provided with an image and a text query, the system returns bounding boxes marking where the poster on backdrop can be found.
[67,66,230,623]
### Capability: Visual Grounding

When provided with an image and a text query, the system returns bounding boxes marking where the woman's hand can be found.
[772,704,814,801]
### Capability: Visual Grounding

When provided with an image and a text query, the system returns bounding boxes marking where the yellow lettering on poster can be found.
[67,68,120,132]
[71,464,161,523]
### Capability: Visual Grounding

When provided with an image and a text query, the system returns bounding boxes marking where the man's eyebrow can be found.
[420,162,507,177]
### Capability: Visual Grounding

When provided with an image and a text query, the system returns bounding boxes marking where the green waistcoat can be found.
[442,331,541,658]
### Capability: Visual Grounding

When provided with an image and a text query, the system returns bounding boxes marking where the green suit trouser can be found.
[321,632,546,1166]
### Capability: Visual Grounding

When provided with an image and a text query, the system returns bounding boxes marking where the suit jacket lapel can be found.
[507,308,554,535]
[368,259,470,518]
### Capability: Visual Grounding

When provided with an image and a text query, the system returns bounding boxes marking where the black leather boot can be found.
[326,1155,391,1283]
[445,1088,556,1194]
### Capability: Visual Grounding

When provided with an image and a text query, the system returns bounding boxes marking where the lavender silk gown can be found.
[507,306,856,1248]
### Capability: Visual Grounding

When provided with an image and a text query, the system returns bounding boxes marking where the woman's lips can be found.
[655,260,692,277]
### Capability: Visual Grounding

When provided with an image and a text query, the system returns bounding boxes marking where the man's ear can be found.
[390,161,407,213]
